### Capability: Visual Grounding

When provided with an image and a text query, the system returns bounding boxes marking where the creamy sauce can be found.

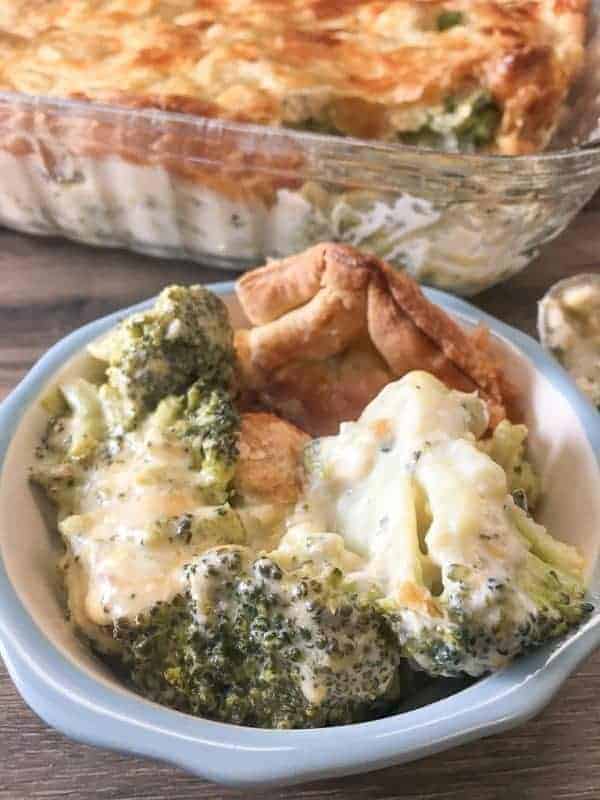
[59,370,539,633]
[540,276,600,408]
[291,372,533,626]
[42,367,576,694]
[59,410,281,626]
[0,150,532,295]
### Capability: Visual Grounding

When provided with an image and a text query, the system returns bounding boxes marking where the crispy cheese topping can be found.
[0,0,588,154]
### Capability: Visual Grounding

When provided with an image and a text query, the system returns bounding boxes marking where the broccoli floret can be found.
[385,491,591,678]
[436,10,464,31]
[300,373,592,680]
[454,92,501,148]
[30,449,82,514]
[89,285,234,429]
[30,397,90,513]
[479,420,540,511]
[179,382,239,485]
[107,546,405,728]
[139,503,246,548]
[32,285,240,506]
[150,381,239,504]
[399,91,501,151]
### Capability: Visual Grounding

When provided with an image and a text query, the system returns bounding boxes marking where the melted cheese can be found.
[59,412,276,625]
[292,371,529,603]
[55,369,537,641]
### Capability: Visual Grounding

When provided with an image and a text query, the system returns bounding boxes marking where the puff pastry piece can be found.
[0,1,587,155]
[234,412,309,506]
[235,244,510,436]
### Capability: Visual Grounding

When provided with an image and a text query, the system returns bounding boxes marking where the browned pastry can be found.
[234,412,310,505]
[0,1,588,155]
[235,243,510,435]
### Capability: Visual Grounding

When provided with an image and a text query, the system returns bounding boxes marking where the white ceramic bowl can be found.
[0,284,599,788]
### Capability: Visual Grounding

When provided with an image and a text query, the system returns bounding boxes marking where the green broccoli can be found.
[479,420,540,511]
[106,546,406,728]
[151,381,240,504]
[399,91,501,151]
[436,11,464,31]
[89,285,234,429]
[30,382,96,512]
[454,92,501,149]
[389,522,591,677]
[32,285,239,506]
[300,372,592,680]
[384,479,591,679]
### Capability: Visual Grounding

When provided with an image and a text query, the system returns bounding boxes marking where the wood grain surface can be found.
[1,206,599,799]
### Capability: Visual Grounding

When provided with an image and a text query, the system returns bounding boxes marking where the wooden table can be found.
[1,204,599,800]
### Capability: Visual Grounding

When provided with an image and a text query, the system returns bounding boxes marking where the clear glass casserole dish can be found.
[2,88,600,296]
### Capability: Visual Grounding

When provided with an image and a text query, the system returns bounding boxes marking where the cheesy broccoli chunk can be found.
[110,546,404,728]
[88,285,234,430]
[298,372,591,678]
[31,285,240,630]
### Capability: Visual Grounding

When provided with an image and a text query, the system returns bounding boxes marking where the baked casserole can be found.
[0,0,589,154]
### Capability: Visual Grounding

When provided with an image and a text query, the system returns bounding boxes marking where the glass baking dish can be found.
[1,89,600,296]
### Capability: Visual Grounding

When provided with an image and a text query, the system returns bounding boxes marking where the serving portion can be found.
[31,245,592,729]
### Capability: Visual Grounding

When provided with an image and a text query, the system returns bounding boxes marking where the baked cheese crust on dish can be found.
[0,0,588,154]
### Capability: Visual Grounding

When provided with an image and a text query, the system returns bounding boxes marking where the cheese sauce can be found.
[59,411,280,626]
[55,370,536,653]
[291,371,530,607]
[0,150,535,297]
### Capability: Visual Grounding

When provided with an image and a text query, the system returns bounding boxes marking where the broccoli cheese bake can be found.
[0,0,588,154]
[31,244,592,729]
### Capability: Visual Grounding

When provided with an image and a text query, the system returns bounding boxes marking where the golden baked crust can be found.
[235,243,512,435]
[234,412,310,505]
[0,0,588,154]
